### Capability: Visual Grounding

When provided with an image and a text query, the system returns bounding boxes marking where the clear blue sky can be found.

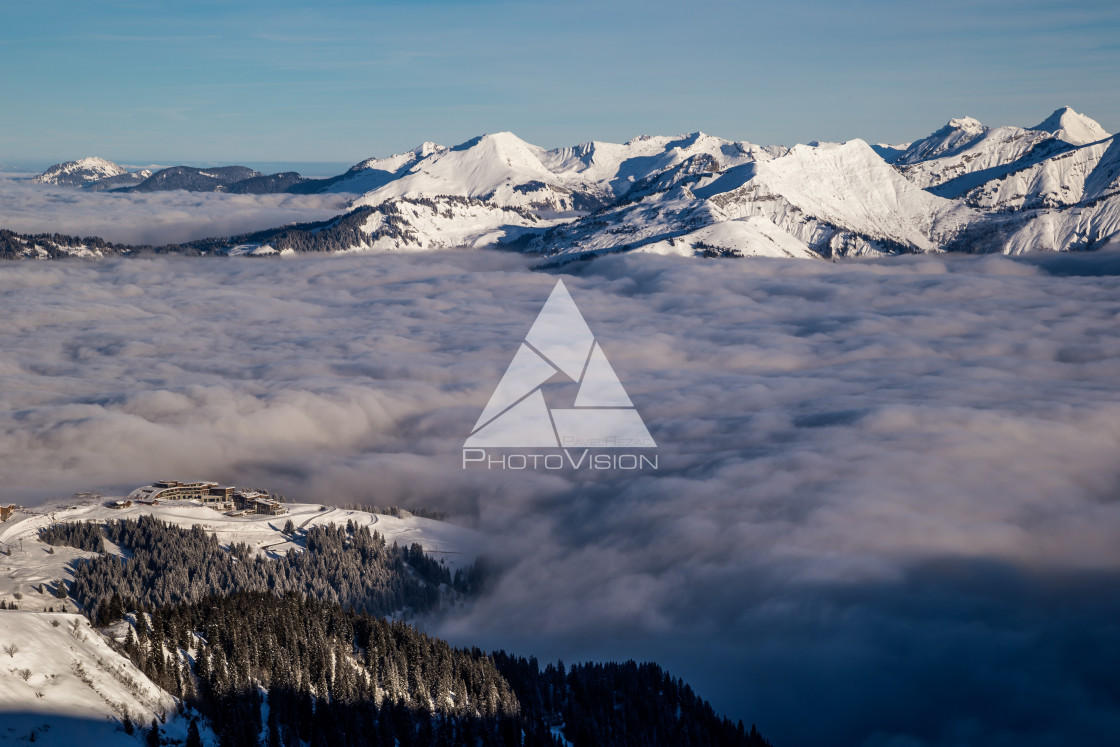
[1,0,1118,164]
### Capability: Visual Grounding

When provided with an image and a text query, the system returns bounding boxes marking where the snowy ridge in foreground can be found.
[0,611,196,747]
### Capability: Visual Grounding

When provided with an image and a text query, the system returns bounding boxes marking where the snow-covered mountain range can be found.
[21,106,1119,260]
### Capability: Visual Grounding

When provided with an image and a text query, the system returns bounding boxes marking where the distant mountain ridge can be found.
[18,106,1119,261]
[31,160,310,194]
[129,164,260,192]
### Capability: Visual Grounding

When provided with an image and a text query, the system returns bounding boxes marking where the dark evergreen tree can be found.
[145,718,160,747]
[186,718,202,747]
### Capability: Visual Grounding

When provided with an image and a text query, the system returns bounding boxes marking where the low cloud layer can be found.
[0,173,349,244]
[1,250,1119,745]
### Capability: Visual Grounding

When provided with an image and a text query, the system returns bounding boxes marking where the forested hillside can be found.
[36,516,770,746]
[127,592,770,747]
[42,516,480,619]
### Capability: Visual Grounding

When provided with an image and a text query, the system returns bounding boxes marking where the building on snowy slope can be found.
[128,480,237,509]
[0,504,18,522]
[253,498,288,516]
[229,490,288,515]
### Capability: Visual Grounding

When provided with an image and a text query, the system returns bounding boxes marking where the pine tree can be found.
[145,718,160,747]
[124,626,140,660]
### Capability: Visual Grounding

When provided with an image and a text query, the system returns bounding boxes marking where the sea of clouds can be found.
[0,171,349,244]
[1,250,1118,746]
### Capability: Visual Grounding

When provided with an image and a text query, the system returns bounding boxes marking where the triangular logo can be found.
[466,280,655,449]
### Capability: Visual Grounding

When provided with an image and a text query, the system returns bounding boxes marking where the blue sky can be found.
[2,0,1118,164]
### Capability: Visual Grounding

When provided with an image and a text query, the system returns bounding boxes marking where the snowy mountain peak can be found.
[1030,106,1110,145]
[32,156,128,186]
[947,116,986,134]
[351,131,570,212]
[897,118,991,164]
[74,156,120,171]
[463,131,544,157]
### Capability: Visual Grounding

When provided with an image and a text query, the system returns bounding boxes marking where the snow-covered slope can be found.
[353,195,542,252]
[634,215,818,259]
[352,132,601,212]
[997,193,1120,254]
[83,170,154,192]
[861,107,1118,255]
[895,116,990,165]
[892,108,1110,196]
[0,611,195,747]
[896,122,1060,193]
[540,131,785,200]
[296,142,449,195]
[712,139,975,254]
[964,136,1120,210]
[32,157,128,187]
[527,186,729,259]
